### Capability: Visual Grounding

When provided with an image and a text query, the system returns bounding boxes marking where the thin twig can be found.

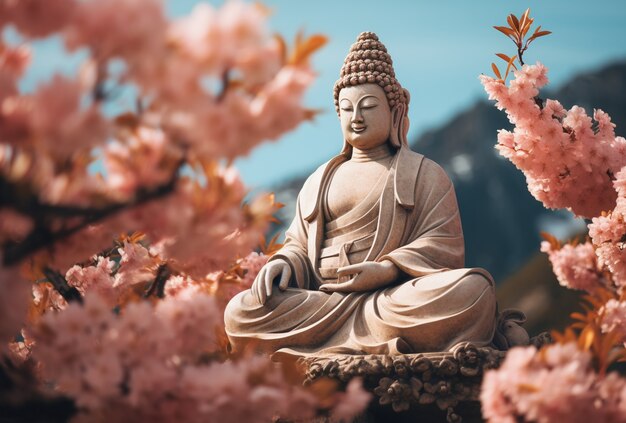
[42,267,82,304]
[143,263,172,299]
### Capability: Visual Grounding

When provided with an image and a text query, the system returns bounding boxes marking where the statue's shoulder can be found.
[300,160,331,196]
[419,155,452,184]
[398,145,451,184]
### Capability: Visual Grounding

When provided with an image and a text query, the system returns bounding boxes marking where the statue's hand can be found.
[252,258,292,305]
[319,260,399,293]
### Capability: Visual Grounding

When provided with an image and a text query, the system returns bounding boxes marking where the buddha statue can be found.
[225,32,510,358]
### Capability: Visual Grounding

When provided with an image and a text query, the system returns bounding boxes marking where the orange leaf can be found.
[494,26,516,37]
[496,53,512,62]
[504,54,518,79]
[288,34,328,66]
[506,15,518,31]
[519,8,530,32]
[540,231,561,250]
[570,312,588,322]
[509,13,520,31]
[491,63,502,80]
[303,108,323,121]
[578,326,595,351]
[522,17,534,38]
[533,31,552,38]
[517,382,540,393]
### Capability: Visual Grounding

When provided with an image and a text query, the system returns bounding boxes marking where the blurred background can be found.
[23,0,626,334]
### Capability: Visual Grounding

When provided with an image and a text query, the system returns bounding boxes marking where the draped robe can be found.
[224,147,497,358]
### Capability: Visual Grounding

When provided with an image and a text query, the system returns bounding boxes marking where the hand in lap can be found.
[319,260,399,293]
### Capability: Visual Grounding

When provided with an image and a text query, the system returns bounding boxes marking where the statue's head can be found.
[333,32,410,154]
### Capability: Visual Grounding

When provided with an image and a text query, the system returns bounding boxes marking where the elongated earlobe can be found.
[389,103,405,148]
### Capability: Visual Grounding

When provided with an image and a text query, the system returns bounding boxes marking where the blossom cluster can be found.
[481,39,626,422]
[21,239,369,422]
[32,290,341,423]
[588,168,626,287]
[480,63,626,219]
[481,343,626,423]
[540,241,603,293]
[0,0,319,265]
[0,0,342,420]
[600,299,626,345]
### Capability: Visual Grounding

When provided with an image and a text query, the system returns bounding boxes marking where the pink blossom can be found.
[250,66,315,140]
[540,241,603,293]
[30,75,109,162]
[7,329,33,363]
[155,287,221,358]
[113,241,157,288]
[481,343,626,423]
[614,165,626,202]
[240,252,269,288]
[31,289,361,422]
[1,1,327,419]
[0,89,33,145]
[600,299,626,343]
[103,127,183,201]
[589,213,626,287]
[113,167,274,278]
[64,0,166,66]
[65,256,118,305]
[163,274,199,298]
[481,63,626,218]
[1,0,76,38]
[330,378,372,422]
[168,1,276,81]
[588,167,626,287]
[0,43,30,83]
[33,223,116,273]
[32,281,67,311]
[595,109,617,140]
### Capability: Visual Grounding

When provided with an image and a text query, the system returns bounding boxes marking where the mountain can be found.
[270,61,626,283]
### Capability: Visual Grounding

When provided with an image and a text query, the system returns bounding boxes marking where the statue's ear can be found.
[390,103,405,148]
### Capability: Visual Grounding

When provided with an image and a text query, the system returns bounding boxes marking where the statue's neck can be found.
[350,143,394,163]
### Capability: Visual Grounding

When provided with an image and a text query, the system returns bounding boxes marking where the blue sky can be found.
[229,0,626,189]
[17,0,626,190]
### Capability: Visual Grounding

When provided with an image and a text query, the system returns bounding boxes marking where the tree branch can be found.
[143,263,172,299]
[42,267,82,304]
[2,160,184,267]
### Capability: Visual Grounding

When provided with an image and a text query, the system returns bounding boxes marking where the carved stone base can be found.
[299,335,550,423]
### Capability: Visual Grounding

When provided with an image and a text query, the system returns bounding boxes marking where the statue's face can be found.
[338,84,392,150]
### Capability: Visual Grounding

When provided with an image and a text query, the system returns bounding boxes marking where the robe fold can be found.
[224,147,497,357]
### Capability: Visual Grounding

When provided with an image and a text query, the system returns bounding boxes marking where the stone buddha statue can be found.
[224,32,505,358]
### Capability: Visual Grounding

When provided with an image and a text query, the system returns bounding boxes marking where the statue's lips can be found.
[351,125,366,133]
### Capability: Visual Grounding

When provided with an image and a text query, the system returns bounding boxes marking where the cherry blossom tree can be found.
[480,9,626,422]
[0,0,370,421]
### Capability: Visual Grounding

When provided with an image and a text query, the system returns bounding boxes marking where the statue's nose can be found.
[351,108,364,123]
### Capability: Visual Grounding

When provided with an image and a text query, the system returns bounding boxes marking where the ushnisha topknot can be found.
[333,32,408,115]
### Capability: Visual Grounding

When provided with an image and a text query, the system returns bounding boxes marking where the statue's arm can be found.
[267,192,315,289]
[377,159,465,277]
